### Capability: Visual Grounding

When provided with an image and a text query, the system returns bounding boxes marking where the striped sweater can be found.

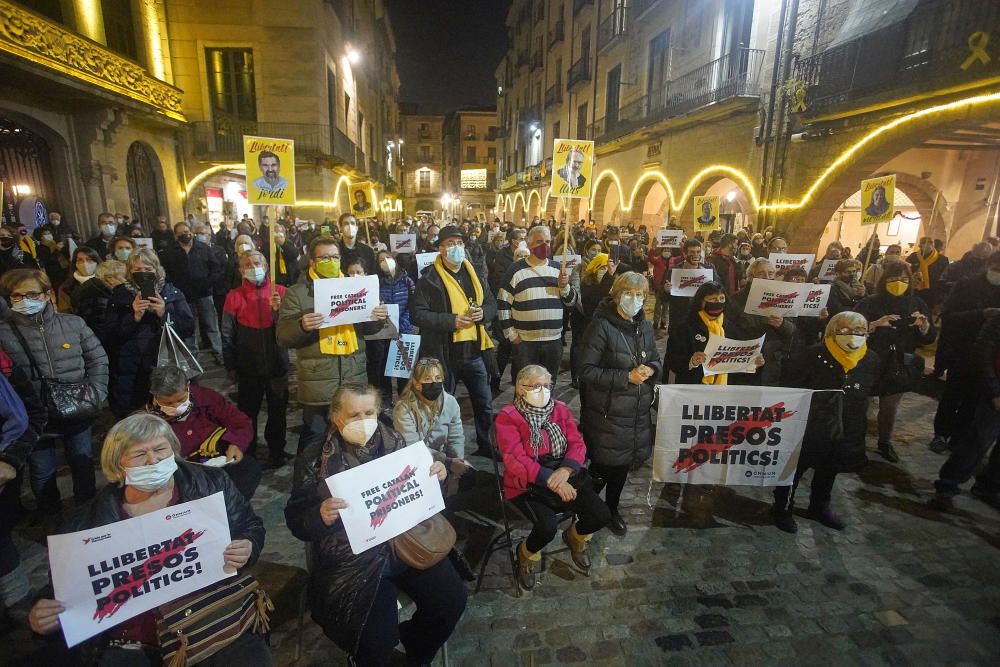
[497,259,578,342]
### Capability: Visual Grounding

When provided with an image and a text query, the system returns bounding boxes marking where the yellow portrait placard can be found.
[693,195,721,232]
[348,181,377,216]
[860,174,895,226]
[244,136,296,205]
[552,139,595,199]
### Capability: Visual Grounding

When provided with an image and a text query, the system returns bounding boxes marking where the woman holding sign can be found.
[285,383,465,667]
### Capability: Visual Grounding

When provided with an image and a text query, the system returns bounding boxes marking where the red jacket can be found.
[151,385,253,458]
[496,401,586,499]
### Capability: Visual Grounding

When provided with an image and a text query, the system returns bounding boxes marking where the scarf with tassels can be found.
[513,396,567,460]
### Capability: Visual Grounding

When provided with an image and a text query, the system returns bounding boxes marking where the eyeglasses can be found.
[519,382,552,392]
[313,254,340,261]
[836,330,868,337]
[9,291,47,302]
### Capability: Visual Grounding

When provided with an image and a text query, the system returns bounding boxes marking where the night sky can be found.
[386,0,512,113]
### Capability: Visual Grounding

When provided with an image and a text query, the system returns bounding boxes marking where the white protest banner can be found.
[313,275,379,327]
[702,334,766,376]
[48,492,233,648]
[817,259,839,282]
[555,254,582,273]
[797,283,831,317]
[670,268,715,297]
[657,228,684,248]
[652,385,813,486]
[390,234,417,253]
[386,333,420,378]
[770,253,815,276]
[326,441,445,554]
[744,278,807,317]
[416,252,438,275]
[365,303,400,341]
[132,237,153,250]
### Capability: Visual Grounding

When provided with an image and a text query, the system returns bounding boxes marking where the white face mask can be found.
[343,223,358,237]
[244,267,266,284]
[619,294,644,318]
[156,398,191,418]
[523,387,551,408]
[834,334,866,352]
[380,257,397,274]
[101,224,117,237]
[341,417,379,445]
[124,455,177,492]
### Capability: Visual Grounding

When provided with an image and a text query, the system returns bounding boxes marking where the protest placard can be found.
[48,492,233,647]
[798,283,831,317]
[656,229,684,248]
[364,303,400,341]
[386,333,420,378]
[326,441,445,554]
[861,174,896,226]
[244,136,296,205]
[552,139,595,199]
[816,259,839,282]
[313,275,379,327]
[416,252,438,275]
[132,237,153,250]
[670,268,715,297]
[702,334,766,376]
[390,234,417,253]
[555,254,582,273]
[770,253,815,276]
[652,385,813,486]
[744,278,807,317]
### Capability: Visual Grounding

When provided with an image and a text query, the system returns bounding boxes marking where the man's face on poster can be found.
[701,202,713,218]
[566,150,584,176]
[260,156,280,184]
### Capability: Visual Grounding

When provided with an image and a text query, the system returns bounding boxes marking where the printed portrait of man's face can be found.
[259,155,280,184]
[701,202,713,217]
[566,150,584,174]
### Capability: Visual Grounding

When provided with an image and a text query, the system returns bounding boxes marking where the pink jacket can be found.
[496,401,586,499]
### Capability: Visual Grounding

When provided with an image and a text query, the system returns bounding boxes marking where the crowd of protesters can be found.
[0,205,998,666]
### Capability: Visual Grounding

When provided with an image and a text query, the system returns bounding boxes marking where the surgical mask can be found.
[341,418,379,445]
[586,250,598,260]
[315,258,341,278]
[244,267,266,284]
[523,386,551,408]
[49,219,60,226]
[420,381,443,401]
[987,269,1000,286]
[608,240,619,246]
[79,261,97,276]
[530,243,551,260]
[116,217,124,225]
[156,398,191,418]
[885,280,908,297]
[101,224,117,237]
[124,455,177,492]
[703,303,725,317]
[343,223,358,237]
[834,334,866,352]
[380,257,397,275]
[196,234,210,244]
[12,298,46,316]
[177,234,193,244]
[619,295,644,318]
[446,245,465,265]
[115,248,132,261]
[41,233,54,242]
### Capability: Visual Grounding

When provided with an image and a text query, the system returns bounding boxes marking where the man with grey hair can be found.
[497,224,578,381]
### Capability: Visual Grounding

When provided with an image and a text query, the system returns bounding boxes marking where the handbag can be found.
[9,325,100,426]
[158,315,204,379]
[880,344,925,394]
[390,513,456,570]
[156,572,273,667]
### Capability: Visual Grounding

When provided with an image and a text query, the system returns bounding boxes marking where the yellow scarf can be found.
[309,267,359,355]
[19,235,37,259]
[915,248,938,291]
[277,247,286,275]
[698,310,727,385]
[824,337,867,372]
[433,257,494,349]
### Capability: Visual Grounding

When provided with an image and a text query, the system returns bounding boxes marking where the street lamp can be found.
[347,47,361,64]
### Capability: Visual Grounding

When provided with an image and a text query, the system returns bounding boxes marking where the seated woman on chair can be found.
[144,365,261,499]
[496,365,611,589]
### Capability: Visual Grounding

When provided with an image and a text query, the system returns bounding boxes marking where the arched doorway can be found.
[126,142,166,228]
[0,116,58,223]
[819,187,926,258]
[636,181,669,229]
[703,178,754,234]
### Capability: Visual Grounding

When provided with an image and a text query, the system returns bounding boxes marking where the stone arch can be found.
[680,173,754,233]
[513,191,526,223]
[126,141,168,228]
[590,172,622,227]
[544,187,559,219]
[527,189,542,219]
[704,177,755,233]
[632,179,671,229]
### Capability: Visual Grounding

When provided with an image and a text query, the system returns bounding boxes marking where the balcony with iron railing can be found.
[549,20,565,48]
[574,0,594,17]
[193,120,347,163]
[631,0,663,20]
[568,56,592,89]
[598,5,628,51]
[793,0,1000,114]
[588,48,765,142]
[545,82,564,109]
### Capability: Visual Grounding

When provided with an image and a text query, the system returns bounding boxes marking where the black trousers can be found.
[936,395,1000,495]
[355,558,467,666]
[513,485,611,553]
[588,461,630,514]
[773,463,837,513]
[511,338,563,383]
[237,374,289,461]
[933,369,979,438]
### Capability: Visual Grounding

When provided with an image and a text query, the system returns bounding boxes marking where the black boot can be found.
[607,512,627,537]
[772,488,797,533]
[808,503,846,530]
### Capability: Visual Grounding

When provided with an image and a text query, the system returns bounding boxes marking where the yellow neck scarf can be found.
[916,248,938,291]
[824,337,867,372]
[277,247,286,275]
[697,310,727,385]
[309,267,359,355]
[19,236,37,259]
[433,256,494,349]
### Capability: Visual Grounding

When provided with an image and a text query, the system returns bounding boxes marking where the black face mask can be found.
[703,303,725,317]
[420,381,443,401]
[177,234,193,244]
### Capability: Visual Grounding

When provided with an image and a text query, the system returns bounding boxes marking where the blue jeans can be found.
[28,422,95,509]
[445,356,493,454]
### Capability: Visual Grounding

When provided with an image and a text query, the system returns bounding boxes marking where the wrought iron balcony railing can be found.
[568,56,592,89]
[598,5,628,50]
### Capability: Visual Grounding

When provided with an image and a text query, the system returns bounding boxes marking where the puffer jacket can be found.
[104,283,195,416]
[0,303,109,405]
[496,401,585,499]
[221,278,289,379]
[284,423,406,655]
[378,268,416,334]
[578,298,661,467]
[276,275,380,406]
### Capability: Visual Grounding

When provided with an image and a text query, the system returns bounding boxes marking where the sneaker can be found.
[928,435,950,454]
[877,441,899,463]
[607,512,627,537]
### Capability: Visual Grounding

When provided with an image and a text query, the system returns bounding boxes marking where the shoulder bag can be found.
[9,324,100,425]
[390,513,456,570]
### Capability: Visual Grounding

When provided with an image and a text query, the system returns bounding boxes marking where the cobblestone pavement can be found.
[7,331,1000,666]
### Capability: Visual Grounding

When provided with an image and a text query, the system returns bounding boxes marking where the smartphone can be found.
[136,272,156,299]
[891,315,915,328]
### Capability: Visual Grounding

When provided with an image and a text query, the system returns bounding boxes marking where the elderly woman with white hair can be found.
[28,413,270,664]
[496,365,610,589]
[772,311,880,533]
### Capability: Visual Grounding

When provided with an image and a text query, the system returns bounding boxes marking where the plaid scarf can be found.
[513,396,568,461]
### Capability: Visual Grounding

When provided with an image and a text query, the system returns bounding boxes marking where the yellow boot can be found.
[516,540,541,590]
[562,522,592,573]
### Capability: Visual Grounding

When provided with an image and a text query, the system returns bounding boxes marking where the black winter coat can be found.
[728,285,798,386]
[160,241,223,300]
[578,298,661,466]
[666,312,714,384]
[790,343,880,473]
[104,283,195,415]
[936,274,1000,375]
[856,291,936,395]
